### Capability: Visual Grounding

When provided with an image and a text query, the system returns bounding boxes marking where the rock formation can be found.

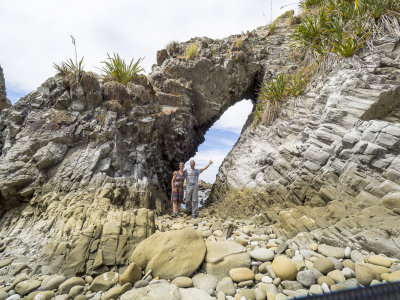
[208,21,400,256]
[0,66,11,110]
[0,9,399,280]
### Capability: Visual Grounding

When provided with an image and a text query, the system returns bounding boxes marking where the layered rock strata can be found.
[0,13,297,276]
[209,28,400,255]
[0,66,11,110]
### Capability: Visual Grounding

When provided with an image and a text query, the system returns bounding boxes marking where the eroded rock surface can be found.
[208,32,400,255]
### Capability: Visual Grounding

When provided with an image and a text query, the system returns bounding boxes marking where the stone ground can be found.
[1,207,399,300]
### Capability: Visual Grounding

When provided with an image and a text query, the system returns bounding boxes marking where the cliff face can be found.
[208,33,400,255]
[0,10,399,277]
[0,66,11,110]
[0,13,298,276]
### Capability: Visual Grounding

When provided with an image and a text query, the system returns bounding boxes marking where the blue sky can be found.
[0,0,300,182]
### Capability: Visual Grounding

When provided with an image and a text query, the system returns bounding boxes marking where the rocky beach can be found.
[1,211,400,300]
[0,1,400,299]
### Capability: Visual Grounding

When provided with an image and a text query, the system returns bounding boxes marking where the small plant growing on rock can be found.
[234,37,244,49]
[288,69,308,96]
[99,53,145,85]
[186,43,199,60]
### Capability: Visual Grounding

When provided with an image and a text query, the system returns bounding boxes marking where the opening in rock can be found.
[186,99,253,183]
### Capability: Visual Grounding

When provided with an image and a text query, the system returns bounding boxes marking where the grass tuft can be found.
[186,43,199,60]
[99,53,144,85]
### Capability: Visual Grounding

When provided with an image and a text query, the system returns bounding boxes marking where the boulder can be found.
[201,240,250,279]
[130,228,206,280]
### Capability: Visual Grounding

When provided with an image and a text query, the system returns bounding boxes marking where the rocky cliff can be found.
[208,20,400,256]
[0,10,399,279]
[0,66,11,110]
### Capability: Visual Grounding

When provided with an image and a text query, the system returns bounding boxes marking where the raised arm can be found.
[200,160,213,173]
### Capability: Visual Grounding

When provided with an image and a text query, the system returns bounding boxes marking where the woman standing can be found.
[171,162,186,217]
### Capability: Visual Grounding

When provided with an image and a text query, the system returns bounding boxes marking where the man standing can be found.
[186,159,213,218]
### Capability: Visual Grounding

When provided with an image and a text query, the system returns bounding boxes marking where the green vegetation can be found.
[255,65,317,125]
[99,53,144,85]
[235,37,244,49]
[53,57,85,77]
[186,43,199,60]
[293,0,399,59]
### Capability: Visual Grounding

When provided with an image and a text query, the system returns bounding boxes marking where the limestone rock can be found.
[104,283,132,300]
[317,245,345,259]
[192,273,218,294]
[179,287,216,300]
[130,228,206,279]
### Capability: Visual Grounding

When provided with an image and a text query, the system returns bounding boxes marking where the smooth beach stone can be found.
[103,283,132,300]
[350,250,364,263]
[271,256,297,281]
[238,280,254,288]
[317,276,335,287]
[318,244,344,259]
[309,284,323,295]
[58,277,85,295]
[171,277,193,288]
[229,268,255,282]
[120,263,142,285]
[381,270,400,282]
[192,273,218,293]
[15,280,41,296]
[216,277,236,296]
[249,248,275,262]
[281,280,303,291]
[296,270,316,287]
[327,270,346,283]
[313,257,334,275]
[40,274,66,290]
[355,264,379,286]
[88,272,119,292]
[367,255,392,268]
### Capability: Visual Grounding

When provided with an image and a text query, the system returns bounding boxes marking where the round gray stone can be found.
[249,248,275,261]
[296,270,316,287]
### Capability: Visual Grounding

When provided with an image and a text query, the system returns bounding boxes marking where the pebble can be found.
[321,282,330,293]
[271,256,297,281]
[309,284,323,295]
[368,255,392,268]
[237,280,254,288]
[171,276,193,288]
[249,248,275,261]
[318,244,344,259]
[261,276,273,284]
[342,267,355,279]
[276,242,288,254]
[344,246,351,258]
[229,268,255,282]
[327,270,346,283]
[296,270,316,287]
[350,250,364,263]
[134,280,149,288]
[313,257,334,274]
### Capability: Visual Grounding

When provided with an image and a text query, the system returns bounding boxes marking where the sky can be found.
[0,0,300,182]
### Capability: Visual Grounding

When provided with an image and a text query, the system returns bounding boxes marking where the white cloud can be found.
[213,100,254,134]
